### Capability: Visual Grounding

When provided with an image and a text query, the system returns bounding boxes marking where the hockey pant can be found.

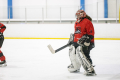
[0,35,5,61]
[68,45,81,72]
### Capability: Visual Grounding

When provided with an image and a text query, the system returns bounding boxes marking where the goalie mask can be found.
[75,10,86,22]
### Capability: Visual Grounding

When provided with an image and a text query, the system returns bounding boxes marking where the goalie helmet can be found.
[75,10,86,22]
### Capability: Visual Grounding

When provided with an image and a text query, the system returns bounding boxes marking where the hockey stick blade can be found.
[47,44,55,54]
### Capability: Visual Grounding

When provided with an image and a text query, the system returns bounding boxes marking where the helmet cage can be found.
[75,10,86,19]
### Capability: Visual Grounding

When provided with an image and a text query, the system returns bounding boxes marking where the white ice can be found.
[0,39,120,80]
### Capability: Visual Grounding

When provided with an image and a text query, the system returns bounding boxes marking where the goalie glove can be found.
[77,35,92,46]
[84,40,90,46]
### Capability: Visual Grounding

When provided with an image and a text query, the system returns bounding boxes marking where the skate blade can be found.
[0,63,7,67]
[69,70,80,73]
[85,73,96,76]
[68,68,80,73]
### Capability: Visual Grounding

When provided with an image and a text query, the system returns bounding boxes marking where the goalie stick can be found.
[47,43,70,54]
[47,34,88,54]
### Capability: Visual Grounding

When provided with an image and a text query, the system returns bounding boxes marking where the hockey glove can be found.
[84,38,90,46]
[77,34,92,46]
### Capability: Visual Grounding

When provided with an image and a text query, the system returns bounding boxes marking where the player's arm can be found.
[0,23,6,33]
[84,21,94,46]
[77,21,94,46]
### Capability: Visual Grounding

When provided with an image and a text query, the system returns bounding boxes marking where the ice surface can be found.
[0,39,120,80]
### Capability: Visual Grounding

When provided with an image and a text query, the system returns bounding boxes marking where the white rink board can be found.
[4,24,120,38]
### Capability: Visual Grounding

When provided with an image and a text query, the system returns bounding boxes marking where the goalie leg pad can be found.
[68,45,80,72]
[76,46,95,74]
[75,48,81,70]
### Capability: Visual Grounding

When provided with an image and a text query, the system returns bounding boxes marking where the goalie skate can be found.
[68,64,80,72]
[84,70,96,76]
[0,63,7,67]
[76,46,96,76]
[0,60,7,67]
[83,65,96,76]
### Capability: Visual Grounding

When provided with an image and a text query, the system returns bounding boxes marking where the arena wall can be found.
[4,24,120,40]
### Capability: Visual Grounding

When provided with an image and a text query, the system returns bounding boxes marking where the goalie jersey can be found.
[74,18,95,43]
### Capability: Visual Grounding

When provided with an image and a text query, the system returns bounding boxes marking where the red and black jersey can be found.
[0,23,6,33]
[74,18,95,43]
[0,23,6,62]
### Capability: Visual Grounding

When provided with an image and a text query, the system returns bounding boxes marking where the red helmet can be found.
[75,10,86,20]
